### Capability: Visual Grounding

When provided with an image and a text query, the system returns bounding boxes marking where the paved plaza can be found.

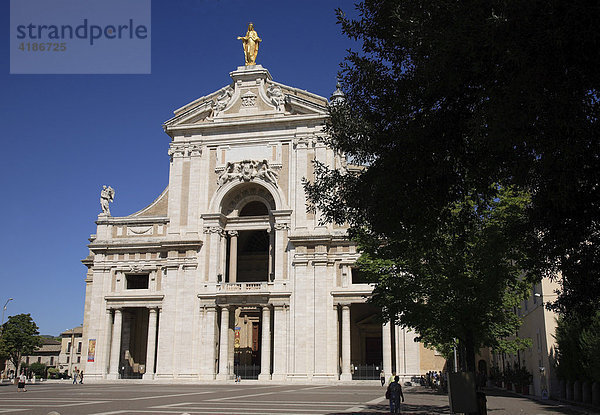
[0,382,597,415]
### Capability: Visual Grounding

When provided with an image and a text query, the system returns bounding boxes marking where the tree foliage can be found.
[304,0,600,372]
[0,314,43,375]
[556,311,600,382]
[310,0,600,319]
[29,362,47,378]
[349,186,532,370]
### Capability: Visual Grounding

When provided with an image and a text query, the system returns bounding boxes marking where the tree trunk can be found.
[465,331,478,415]
[465,331,476,373]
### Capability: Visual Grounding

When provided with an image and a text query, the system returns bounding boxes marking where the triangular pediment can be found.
[163,65,328,132]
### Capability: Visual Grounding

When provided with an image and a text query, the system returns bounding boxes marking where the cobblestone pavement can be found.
[0,382,598,414]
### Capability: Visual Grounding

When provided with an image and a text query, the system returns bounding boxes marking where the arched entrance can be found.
[214,183,280,379]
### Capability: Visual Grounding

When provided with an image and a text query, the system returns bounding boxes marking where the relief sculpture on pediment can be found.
[217,159,279,187]
[213,86,234,115]
[267,84,285,111]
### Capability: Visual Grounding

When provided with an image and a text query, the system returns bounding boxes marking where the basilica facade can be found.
[81,65,444,382]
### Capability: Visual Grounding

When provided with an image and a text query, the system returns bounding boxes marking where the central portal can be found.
[233,307,262,379]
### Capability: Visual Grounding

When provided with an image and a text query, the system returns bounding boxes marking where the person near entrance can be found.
[380,370,386,387]
[385,375,404,414]
[388,371,397,384]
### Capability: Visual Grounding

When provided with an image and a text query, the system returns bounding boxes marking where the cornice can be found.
[96,216,169,226]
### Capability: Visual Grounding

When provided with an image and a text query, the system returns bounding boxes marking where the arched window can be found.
[239,201,269,216]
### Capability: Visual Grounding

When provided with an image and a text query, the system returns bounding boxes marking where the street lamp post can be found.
[1,298,14,380]
[1,298,14,337]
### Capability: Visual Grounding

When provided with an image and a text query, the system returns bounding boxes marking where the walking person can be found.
[386,375,404,414]
[72,369,79,385]
[79,370,84,384]
[388,371,397,385]
[16,372,27,392]
[380,370,386,387]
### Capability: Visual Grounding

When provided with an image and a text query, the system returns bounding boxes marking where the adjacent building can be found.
[58,326,84,376]
[2,338,61,377]
[81,64,445,382]
[488,278,561,398]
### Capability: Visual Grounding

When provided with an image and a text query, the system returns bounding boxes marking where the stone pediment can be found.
[163,65,328,132]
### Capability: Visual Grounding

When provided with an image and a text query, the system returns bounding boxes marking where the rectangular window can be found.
[77,342,82,353]
[37,357,41,363]
[77,356,81,363]
[26,356,30,365]
[351,268,370,284]
[126,274,149,289]
[67,356,70,363]
[67,341,71,353]
[50,357,54,366]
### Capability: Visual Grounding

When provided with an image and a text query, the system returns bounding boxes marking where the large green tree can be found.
[0,314,43,375]
[311,0,600,318]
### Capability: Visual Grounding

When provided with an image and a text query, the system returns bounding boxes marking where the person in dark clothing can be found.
[386,375,404,414]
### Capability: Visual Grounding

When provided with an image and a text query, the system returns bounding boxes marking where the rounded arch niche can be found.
[219,182,276,217]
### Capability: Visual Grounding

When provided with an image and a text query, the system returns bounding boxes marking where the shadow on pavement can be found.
[326,402,451,414]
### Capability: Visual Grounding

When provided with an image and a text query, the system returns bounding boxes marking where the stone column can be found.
[108,308,122,379]
[205,227,222,283]
[259,305,272,380]
[143,307,158,380]
[103,309,113,377]
[382,320,392,378]
[217,306,230,379]
[272,304,287,381]
[273,224,286,281]
[219,231,227,281]
[268,228,274,280]
[201,306,217,380]
[228,231,238,283]
[341,304,352,380]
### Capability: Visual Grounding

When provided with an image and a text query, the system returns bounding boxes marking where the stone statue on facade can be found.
[267,84,285,111]
[100,185,115,216]
[214,86,234,114]
[256,159,278,184]
[218,162,241,186]
[237,23,261,66]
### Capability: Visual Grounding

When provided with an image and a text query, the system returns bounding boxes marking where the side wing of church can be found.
[81,65,442,382]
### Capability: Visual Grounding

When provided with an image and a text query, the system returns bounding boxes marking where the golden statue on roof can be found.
[237,23,261,66]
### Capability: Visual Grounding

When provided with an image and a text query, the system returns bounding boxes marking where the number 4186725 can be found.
[18,42,67,52]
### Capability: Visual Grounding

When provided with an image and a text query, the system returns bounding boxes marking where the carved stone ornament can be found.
[273,223,289,231]
[127,226,153,236]
[213,86,234,115]
[241,91,257,107]
[203,226,224,235]
[128,265,146,273]
[217,160,278,187]
[267,84,285,111]
[168,143,203,160]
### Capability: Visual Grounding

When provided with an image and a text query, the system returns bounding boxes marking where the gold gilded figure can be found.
[237,23,261,65]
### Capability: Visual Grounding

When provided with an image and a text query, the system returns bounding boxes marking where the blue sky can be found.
[0,0,358,336]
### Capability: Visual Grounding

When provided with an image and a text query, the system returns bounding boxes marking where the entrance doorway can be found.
[233,307,262,379]
[351,303,383,380]
[120,307,149,379]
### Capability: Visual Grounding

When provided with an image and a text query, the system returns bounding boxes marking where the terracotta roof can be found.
[61,326,83,336]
